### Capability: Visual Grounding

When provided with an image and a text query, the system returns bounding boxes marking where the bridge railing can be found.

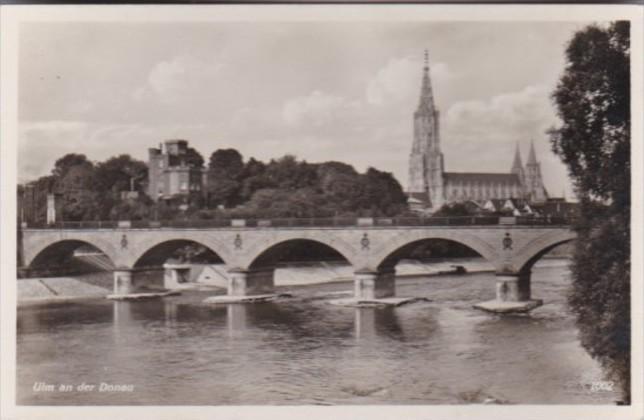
[22,215,575,229]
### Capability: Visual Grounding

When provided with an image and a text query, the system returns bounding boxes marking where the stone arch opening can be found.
[131,239,229,291]
[376,238,491,272]
[133,239,225,269]
[248,239,350,271]
[28,240,116,277]
[516,239,575,274]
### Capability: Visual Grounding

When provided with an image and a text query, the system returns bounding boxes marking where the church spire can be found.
[511,142,523,171]
[417,49,435,113]
[527,139,538,165]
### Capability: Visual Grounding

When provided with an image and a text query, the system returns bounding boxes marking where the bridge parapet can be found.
[21,215,574,230]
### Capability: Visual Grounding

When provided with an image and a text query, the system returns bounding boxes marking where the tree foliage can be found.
[207,149,245,207]
[549,21,630,403]
[204,150,408,218]
[94,154,148,195]
[52,153,92,179]
[57,164,100,221]
[22,147,410,223]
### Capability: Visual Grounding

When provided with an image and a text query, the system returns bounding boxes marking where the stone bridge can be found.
[20,217,576,311]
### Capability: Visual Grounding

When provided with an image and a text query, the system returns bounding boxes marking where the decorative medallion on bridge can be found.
[502,232,513,250]
[234,234,243,250]
[361,233,370,251]
[120,234,128,249]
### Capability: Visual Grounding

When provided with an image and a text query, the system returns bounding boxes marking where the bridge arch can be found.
[26,238,117,271]
[511,230,576,274]
[128,233,233,269]
[240,231,359,270]
[369,230,500,271]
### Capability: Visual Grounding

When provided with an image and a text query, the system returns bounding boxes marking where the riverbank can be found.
[17,258,569,305]
[18,275,111,306]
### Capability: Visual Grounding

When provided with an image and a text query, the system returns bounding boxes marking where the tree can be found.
[207,149,245,207]
[433,202,474,217]
[94,154,148,196]
[239,158,270,202]
[358,168,408,216]
[264,155,319,190]
[209,148,244,179]
[185,147,205,168]
[57,164,100,221]
[52,153,92,179]
[317,161,362,213]
[549,21,630,403]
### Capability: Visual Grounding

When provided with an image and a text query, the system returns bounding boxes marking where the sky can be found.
[18,21,592,198]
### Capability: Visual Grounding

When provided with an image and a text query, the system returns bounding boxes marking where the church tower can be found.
[408,50,444,209]
[511,142,525,197]
[524,140,548,202]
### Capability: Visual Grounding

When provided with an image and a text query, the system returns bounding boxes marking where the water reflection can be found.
[226,304,247,338]
[112,301,131,336]
[353,307,404,340]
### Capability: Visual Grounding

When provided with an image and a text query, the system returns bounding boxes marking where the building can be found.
[407,51,548,212]
[148,140,206,202]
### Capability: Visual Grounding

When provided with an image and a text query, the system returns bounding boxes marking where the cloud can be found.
[282,90,359,127]
[133,55,224,103]
[439,84,571,196]
[366,56,454,106]
[444,84,558,156]
[17,120,210,183]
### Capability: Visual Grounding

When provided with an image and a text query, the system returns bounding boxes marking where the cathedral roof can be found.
[444,172,522,184]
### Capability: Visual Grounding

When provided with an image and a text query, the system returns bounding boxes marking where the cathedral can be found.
[407,51,548,212]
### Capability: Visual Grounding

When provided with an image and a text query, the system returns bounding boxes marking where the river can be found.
[16,260,617,405]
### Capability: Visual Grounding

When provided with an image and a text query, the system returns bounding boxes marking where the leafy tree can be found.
[549,21,630,403]
[264,155,319,190]
[239,158,270,201]
[358,167,408,216]
[52,153,92,179]
[317,161,362,213]
[207,149,245,207]
[433,202,474,217]
[108,196,152,221]
[209,148,244,179]
[185,147,205,168]
[94,154,148,196]
[57,164,100,221]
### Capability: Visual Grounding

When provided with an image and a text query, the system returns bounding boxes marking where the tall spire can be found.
[417,49,435,113]
[511,142,523,171]
[527,139,538,165]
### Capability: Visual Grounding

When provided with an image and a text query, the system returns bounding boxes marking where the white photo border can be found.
[1,4,642,420]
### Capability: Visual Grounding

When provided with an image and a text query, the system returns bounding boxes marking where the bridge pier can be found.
[474,272,543,313]
[109,268,178,300]
[113,269,134,295]
[330,268,422,307]
[227,268,275,296]
[203,267,286,304]
[354,268,396,300]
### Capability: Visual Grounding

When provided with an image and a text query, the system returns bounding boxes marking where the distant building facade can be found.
[148,140,206,202]
[407,51,548,212]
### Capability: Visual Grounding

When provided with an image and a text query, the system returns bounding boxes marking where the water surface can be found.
[17,261,616,405]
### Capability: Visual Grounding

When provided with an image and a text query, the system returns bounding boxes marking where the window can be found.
[180,181,188,191]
